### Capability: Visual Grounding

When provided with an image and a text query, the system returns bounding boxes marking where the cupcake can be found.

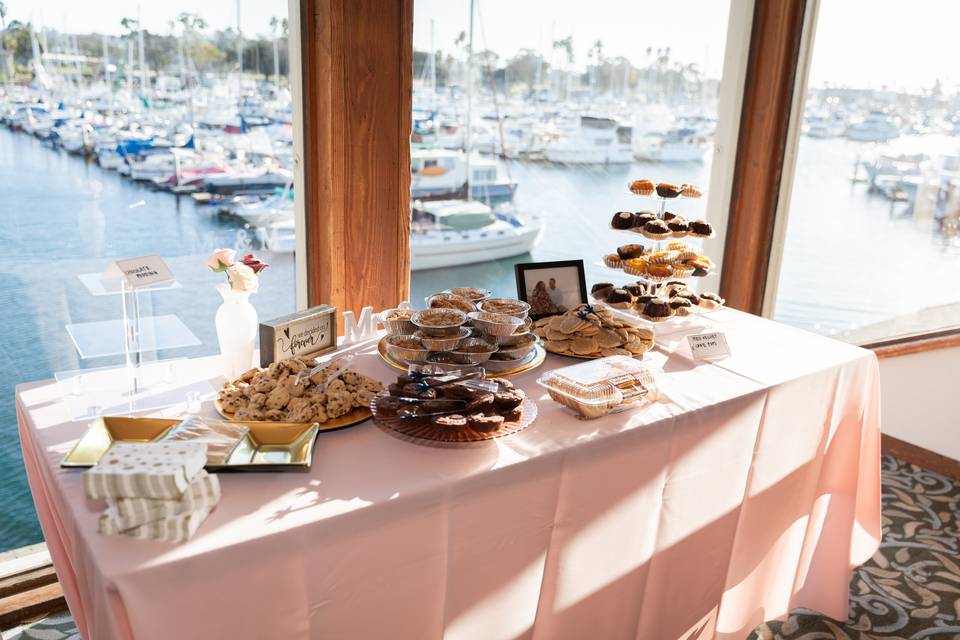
[604,253,622,269]
[667,219,689,237]
[647,250,680,265]
[642,297,674,322]
[623,257,648,277]
[605,288,633,309]
[671,263,695,279]
[663,282,688,298]
[623,283,645,299]
[656,182,681,198]
[611,211,635,229]
[680,182,703,198]
[641,219,671,240]
[668,296,694,316]
[688,219,714,238]
[687,256,713,277]
[633,211,657,227]
[617,244,646,260]
[646,263,674,281]
[591,282,615,300]
[678,289,700,306]
[629,179,655,196]
[699,292,725,310]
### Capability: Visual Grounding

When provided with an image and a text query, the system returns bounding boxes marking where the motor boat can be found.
[411,148,517,204]
[542,116,633,165]
[633,128,710,163]
[846,112,901,143]
[409,199,544,271]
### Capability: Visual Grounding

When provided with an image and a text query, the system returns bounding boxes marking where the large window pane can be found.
[0,2,295,551]
[772,0,960,343]
[410,0,734,304]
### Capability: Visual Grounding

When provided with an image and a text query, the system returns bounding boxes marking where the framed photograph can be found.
[514,260,588,320]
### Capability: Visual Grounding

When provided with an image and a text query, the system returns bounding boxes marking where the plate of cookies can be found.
[531,304,655,359]
[216,355,384,431]
[370,372,537,444]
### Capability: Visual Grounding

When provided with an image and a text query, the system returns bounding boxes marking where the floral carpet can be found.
[4,456,958,640]
[750,455,960,640]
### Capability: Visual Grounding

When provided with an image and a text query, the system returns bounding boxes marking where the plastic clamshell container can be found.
[536,356,658,419]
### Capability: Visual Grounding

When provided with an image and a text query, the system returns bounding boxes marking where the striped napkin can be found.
[83,441,207,500]
[100,470,221,531]
[98,507,214,543]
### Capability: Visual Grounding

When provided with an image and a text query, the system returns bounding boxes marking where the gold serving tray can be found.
[377,338,546,377]
[61,416,322,471]
[214,401,372,432]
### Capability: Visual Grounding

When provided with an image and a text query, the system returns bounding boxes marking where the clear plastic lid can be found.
[536,356,660,418]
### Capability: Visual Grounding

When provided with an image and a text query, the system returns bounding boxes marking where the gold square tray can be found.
[61,416,321,472]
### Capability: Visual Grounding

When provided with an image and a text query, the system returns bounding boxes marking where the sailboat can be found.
[408,0,542,271]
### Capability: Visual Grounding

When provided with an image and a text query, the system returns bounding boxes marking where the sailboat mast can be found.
[137,4,146,93]
[464,0,474,201]
[429,19,436,113]
[102,35,111,88]
[236,0,243,94]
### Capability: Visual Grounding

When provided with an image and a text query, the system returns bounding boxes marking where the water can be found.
[3,127,960,552]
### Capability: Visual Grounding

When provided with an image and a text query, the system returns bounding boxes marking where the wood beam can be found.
[720,0,808,314]
[300,0,413,315]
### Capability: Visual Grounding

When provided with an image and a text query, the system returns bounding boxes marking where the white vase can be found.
[214,282,258,378]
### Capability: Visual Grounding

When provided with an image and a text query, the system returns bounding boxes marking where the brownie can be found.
[644,298,672,318]
[402,383,436,399]
[465,392,495,412]
[441,384,480,401]
[491,378,514,390]
[611,211,634,229]
[501,407,523,423]
[467,413,504,433]
[388,383,405,397]
[375,396,405,416]
[397,375,418,386]
[667,219,689,234]
[493,389,525,410]
[642,219,670,236]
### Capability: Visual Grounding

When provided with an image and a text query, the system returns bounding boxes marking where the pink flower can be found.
[206,248,236,272]
[240,253,269,274]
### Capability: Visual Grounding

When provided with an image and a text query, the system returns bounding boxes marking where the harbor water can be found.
[3,126,960,551]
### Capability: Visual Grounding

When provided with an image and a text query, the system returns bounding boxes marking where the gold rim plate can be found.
[214,401,372,433]
[377,337,546,377]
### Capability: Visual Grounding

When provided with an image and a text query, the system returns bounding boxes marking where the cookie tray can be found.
[62,416,321,471]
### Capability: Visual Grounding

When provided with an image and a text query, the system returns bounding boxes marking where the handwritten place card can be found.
[687,331,731,360]
[102,255,176,291]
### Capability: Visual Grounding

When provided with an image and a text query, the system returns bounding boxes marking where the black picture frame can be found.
[514,260,588,320]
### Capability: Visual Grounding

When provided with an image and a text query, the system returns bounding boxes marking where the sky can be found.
[5,0,959,91]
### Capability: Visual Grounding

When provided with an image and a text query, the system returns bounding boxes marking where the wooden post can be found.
[299,0,413,315]
[719,0,808,314]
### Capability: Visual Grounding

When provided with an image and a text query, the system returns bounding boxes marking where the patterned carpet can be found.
[3,456,958,640]
[750,455,960,640]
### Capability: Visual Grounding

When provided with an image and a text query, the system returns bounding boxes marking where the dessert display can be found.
[590,278,726,321]
[371,371,537,442]
[379,292,545,375]
[216,356,383,424]
[531,304,654,359]
[602,243,713,282]
[537,356,660,419]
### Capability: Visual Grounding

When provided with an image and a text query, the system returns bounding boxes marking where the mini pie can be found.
[629,179,655,196]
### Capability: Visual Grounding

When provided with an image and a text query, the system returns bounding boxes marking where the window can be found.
[0,1,297,552]
[770,0,960,344]
[409,0,744,304]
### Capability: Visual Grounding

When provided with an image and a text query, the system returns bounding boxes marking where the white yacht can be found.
[846,112,901,143]
[542,116,633,165]
[633,128,710,163]
[411,148,517,204]
[410,199,544,271]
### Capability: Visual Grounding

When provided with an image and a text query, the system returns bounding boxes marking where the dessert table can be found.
[16,308,881,640]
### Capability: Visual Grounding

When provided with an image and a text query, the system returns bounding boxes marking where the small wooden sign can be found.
[259,305,337,366]
[687,331,731,360]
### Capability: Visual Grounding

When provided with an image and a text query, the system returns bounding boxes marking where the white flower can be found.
[206,248,236,272]
[226,261,259,293]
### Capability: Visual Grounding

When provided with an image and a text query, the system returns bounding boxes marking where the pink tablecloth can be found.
[16,309,881,640]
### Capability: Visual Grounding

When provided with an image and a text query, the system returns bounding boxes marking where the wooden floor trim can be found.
[0,580,65,630]
[882,434,960,482]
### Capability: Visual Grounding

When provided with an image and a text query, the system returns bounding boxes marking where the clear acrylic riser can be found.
[54,358,214,421]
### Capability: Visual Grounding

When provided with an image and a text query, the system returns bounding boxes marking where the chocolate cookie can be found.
[432,414,467,430]
[467,413,504,433]
[465,392,495,412]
